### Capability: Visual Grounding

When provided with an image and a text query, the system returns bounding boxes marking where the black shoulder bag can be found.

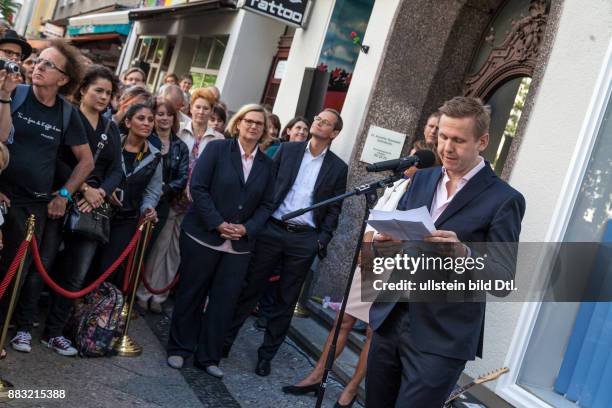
[67,119,113,244]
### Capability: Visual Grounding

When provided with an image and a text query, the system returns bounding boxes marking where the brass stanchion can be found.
[0,215,36,401]
[115,222,152,357]
[293,283,309,318]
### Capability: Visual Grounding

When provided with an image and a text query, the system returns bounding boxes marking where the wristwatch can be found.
[58,187,73,203]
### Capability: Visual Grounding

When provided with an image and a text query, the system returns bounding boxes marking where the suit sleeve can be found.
[271,142,284,176]
[189,141,225,230]
[244,164,276,240]
[470,191,526,297]
[317,162,348,247]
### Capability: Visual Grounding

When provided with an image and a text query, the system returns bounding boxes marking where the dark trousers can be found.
[167,232,251,366]
[224,221,318,361]
[0,204,48,329]
[95,216,140,288]
[14,217,64,332]
[365,304,466,408]
[43,234,99,337]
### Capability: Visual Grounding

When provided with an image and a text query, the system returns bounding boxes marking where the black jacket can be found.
[182,138,276,252]
[149,131,189,201]
[272,141,348,256]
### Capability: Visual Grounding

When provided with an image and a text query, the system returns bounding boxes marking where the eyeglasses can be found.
[242,118,265,128]
[313,116,334,127]
[0,48,22,60]
[32,58,67,75]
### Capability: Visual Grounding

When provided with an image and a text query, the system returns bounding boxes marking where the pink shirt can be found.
[430,157,485,222]
[186,140,258,255]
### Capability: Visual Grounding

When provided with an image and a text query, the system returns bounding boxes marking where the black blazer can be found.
[369,163,525,361]
[182,138,276,252]
[272,141,348,255]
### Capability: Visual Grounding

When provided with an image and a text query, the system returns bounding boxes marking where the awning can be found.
[67,33,121,43]
[69,10,130,26]
[129,0,237,21]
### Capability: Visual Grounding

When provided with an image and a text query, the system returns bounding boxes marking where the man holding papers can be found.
[365,97,526,407]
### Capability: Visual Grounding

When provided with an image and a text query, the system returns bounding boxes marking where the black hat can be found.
[0,29,32,60]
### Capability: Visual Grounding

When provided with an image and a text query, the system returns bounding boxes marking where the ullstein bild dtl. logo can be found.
[241,0,310,27]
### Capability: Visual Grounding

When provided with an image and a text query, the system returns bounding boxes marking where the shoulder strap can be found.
[92,116,112,163]
[57,95,73,135]
[10,84,30,114]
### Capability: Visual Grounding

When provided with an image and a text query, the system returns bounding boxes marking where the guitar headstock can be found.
[474,367,509,384]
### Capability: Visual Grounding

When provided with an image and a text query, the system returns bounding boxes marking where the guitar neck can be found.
[446,381,476,404]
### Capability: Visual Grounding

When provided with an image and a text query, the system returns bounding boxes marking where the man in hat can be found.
[0,29,32,63]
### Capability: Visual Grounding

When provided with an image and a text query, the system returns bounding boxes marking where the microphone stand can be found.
[281,170,405,408]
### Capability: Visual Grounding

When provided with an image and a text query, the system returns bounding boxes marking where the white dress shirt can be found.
[186,140,257,255]
[430,157,485,222]
[272,141,327,227]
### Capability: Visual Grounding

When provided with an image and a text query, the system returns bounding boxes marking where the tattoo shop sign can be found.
[239,0,313,28]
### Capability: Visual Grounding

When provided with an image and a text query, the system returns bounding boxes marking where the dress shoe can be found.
[167,355,184,369]
[334,396,357,408]
[281,383,319,396]
[255,358,271,376]
[205,364,224,378]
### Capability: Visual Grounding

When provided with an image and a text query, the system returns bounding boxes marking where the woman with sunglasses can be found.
[136,99,189,313]
[167,104,276,378]
[94,103,162,287]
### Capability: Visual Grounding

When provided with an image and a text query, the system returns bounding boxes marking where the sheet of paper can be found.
[367,206,436,241]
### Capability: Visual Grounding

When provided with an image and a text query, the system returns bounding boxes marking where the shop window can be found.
[189,35,228,88]
[517,89,612,406]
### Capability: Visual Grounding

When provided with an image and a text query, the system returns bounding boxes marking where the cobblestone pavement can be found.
[0,301,356,408]
[145,305,352,408]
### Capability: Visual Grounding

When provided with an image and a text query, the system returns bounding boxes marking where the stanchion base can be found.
[0,378,14,401]
[293,303,309,318]
[114,335,142,357]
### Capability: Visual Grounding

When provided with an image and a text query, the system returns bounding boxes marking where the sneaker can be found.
[41,336,77,356]
[205,365,224,378]
[167,355,184,369]
[10,331,32,353]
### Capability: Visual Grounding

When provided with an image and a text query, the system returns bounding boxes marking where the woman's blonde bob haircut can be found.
[226,104,271,145]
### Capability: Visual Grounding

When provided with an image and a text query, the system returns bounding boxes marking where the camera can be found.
[0,59,20,74]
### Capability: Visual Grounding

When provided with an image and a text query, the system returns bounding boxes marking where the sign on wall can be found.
[360,125,407,164]
[239,0,312,28]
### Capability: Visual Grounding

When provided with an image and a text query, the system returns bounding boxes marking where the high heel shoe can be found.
[334,395,357,408]
[281,383,320,396]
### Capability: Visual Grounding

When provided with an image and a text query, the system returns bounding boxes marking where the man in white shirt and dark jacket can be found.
[224,109,348,377]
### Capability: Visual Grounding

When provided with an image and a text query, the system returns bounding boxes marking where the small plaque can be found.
[360,125,407,164]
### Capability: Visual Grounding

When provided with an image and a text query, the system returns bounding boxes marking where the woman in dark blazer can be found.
[167,104,276,377]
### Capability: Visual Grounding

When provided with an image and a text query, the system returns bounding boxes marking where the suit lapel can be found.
[314,150,333,193]
[434,165,496,228]
[287,142,307,187]
[230,139,246,186]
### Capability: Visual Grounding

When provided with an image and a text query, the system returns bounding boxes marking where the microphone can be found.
[365,149,436,173]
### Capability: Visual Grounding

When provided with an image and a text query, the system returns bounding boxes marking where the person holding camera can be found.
[0,40,94,355]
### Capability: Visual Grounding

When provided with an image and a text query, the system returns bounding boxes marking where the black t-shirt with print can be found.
[0,87,87,205]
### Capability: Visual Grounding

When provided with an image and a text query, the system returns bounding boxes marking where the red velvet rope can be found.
[31,227,143,299]
[0,239,30,300]
[141,267,180,295]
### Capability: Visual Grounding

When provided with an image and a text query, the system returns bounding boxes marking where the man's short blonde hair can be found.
[438,96,491,138]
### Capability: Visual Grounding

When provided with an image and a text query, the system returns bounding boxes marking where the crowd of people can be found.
[0,27,525,408]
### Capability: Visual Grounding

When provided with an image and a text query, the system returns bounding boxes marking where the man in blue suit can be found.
[366,97,526,407]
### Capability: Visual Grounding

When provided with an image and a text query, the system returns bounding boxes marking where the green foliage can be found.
[0,0,19,24]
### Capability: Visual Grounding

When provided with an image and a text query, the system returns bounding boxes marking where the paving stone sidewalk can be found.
[0,305,355,408]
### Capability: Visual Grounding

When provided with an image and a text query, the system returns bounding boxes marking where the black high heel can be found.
[334,395,357,408]
[281,383,320,396]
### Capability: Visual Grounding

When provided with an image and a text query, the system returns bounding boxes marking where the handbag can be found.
[67,118,113,244]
